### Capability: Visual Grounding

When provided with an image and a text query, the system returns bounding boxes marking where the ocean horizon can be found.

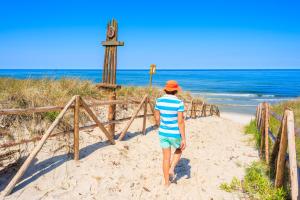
[1,69,300,114]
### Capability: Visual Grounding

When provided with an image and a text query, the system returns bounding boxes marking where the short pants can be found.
[159,135,182,149]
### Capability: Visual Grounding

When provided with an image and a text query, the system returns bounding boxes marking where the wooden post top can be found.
[102,19,124,44]
[98,19,124,90]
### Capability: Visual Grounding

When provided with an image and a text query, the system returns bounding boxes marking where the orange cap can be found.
[164,80,181,92]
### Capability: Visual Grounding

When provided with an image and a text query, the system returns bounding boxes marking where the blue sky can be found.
[0,0,299,69]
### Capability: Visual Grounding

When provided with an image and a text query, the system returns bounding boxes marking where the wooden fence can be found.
[185,100,220,119]
[0,95,220,197]
[256,102,299,200]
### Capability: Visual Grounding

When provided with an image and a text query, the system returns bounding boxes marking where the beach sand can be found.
[1,114,258,200]
[221,112,254,125]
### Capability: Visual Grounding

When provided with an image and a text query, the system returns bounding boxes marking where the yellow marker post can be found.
[149,64,156,95]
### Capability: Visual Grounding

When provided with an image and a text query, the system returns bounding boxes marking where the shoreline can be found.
[0,77,294,128]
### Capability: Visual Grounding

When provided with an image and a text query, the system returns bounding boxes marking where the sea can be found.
[1,69,300,115]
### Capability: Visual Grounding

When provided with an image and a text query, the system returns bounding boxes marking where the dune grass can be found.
[0,77,195,132]
[0,78,193,109]
[268,99,300,145]
[0,78,195,139]
[0,78,102,108]
[220,119,288,199]
[222,99,300,199]
[220,162,287,200]
[271,98,300,128]
[243,99,300,164]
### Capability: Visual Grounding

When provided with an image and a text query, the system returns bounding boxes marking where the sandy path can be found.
[221,112,254,125]
[2,116,258,200]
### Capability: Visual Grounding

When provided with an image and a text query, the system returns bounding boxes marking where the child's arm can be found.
[178,112,186,150]
[154,100,160,126]
[154,110,160,126]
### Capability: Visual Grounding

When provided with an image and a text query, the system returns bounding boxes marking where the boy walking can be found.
[154,80,186,186]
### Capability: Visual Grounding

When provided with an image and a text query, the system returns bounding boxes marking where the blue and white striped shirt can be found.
[155,94,184,138]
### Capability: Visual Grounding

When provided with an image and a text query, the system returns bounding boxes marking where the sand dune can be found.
[1,115,258,200]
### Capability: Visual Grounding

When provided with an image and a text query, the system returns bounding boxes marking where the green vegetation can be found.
[222,101,300,199]
[271,99,300,128]
[220,177,240,192]
[268,99,299,138]
[245,119,260,149]
[221,162,287,200]
[222,119,288,198]
[245,99,300,164]
[44,111,60,122]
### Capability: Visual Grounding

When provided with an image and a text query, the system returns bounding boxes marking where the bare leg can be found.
[162,148,171,186]
[170,148,182,177]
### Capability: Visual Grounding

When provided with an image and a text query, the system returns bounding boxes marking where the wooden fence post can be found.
[256,105,259,123]
[147,99,158,126]
[193,102,196,118]
[200,103,204,117]
[1,96,76,197]
[260,105,265,158]
[259,103,264,128]
[185,100,192,120]
[260,105,265,134]
[190,100,193,118]
[194,102,197,118]
[118,95,148,141]
[108,91,117,137]
[264,103,269,164]
[256,104,260,127]
[256,105,298,199]
[73,95,80,161]
[190,100,194,118]
[202,103,207,117]
[257,103,262,129]
[216,106,220,117]
[275,112,288,187]
[210,105,213,116]
[286,110,298,200]
[142,97,148,135]
[270,121,283,170]
[193,102,197,118]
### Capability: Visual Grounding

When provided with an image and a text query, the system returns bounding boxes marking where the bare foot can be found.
[164,181,171,188]
[169,168,175,181]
